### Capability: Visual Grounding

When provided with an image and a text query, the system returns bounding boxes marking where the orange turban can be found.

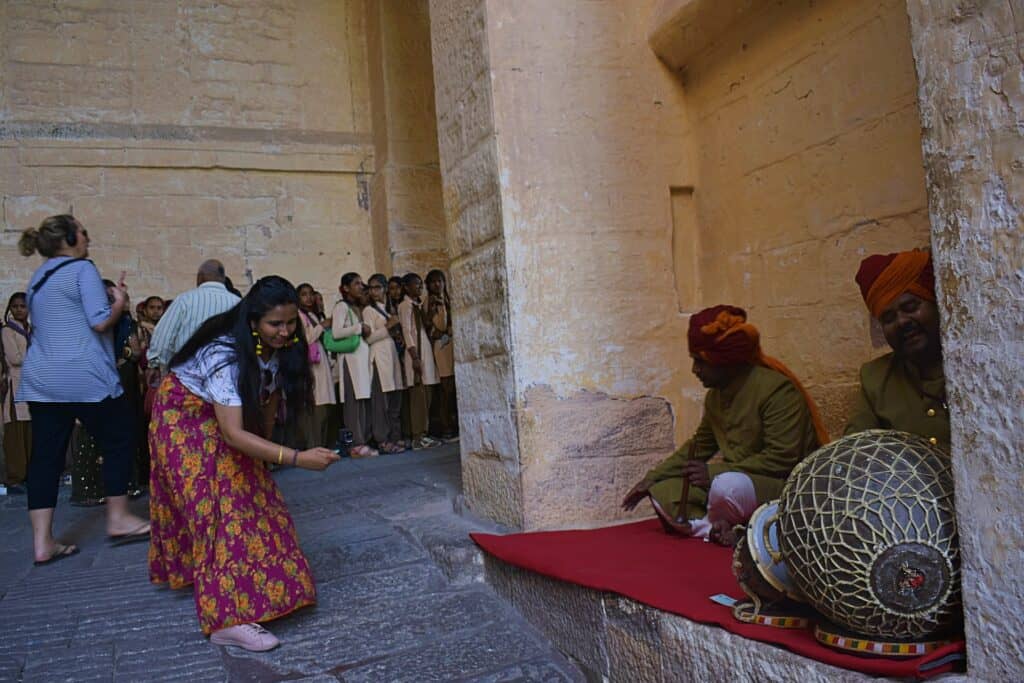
[856,250,935,318]
[687,305,830,445]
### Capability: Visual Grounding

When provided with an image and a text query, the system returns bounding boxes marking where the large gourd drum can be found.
[778,430,961,641]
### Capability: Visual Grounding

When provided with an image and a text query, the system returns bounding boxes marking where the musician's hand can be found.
[709,520,739,547]
[621,479,650,511]
[681,460,710,489]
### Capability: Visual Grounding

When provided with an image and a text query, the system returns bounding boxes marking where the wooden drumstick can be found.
[677,438,697,523]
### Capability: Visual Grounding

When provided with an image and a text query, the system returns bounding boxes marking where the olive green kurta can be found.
[645,365,819,520]
[844,352,950,451]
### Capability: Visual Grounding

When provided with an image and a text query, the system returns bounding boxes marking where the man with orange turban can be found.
[622,305,828,545]
[844,250,949,449]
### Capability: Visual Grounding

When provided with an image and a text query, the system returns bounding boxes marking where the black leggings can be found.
[27,395,136,510]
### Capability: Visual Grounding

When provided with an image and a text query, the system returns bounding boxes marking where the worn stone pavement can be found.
[0,444,583,682]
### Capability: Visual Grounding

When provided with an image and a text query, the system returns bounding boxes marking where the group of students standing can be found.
[298,270,458,459]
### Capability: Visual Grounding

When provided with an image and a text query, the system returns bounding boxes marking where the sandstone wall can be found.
[429,0,524,526]
[663,0,933,435]
[444,0,933,530]
[0,0,374,302]
[904,1,1024,679]
[365,0,447,277]
[486,0,693,529]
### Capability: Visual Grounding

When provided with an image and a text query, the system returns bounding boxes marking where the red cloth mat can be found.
[471,520,964,679]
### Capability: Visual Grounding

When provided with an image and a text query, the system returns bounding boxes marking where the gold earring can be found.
[252,329,263,354]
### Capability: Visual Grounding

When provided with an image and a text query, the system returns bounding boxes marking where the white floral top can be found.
[173,336,278,407]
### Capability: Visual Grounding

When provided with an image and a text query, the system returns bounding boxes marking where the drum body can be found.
[778,430,961,640]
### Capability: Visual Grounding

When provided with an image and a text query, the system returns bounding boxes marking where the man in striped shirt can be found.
[146,260,240,373]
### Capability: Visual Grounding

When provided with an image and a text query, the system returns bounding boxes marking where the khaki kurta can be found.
[398,297,439,386]
[645,365,819,520]
[844,352,950,451]
[429,300,455,379]
[2,325,31,423]
[363,305,405,392]
[300,311,336,406]
[332,301,370,401]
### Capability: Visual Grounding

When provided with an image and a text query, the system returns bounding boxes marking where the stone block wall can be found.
[665,0,934,435]
[429,0,524,527]
[1,0,374,301]
[430,0,935,530]
[486,0,697,530]
[905,1,1024,679]
[365,0,448,277]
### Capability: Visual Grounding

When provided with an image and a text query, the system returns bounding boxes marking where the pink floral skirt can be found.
[148,374,316,634]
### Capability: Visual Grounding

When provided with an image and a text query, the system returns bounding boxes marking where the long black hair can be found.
[170,275,313,437]
[4,292,27,323]
[387,276,404,315]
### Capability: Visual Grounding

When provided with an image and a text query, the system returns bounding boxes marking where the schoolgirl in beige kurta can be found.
[331,299,370,401]
[363,304,405,392]
[300,310,337,406]
[3,320,32,487]
[2,324,31,423]
[398,296,439,387]
[429,301,455,379]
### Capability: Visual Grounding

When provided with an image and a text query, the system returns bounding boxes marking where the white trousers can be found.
[688,471,758,539]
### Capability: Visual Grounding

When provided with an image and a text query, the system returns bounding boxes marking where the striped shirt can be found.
[17,257,122,403]
[146,282,240,370]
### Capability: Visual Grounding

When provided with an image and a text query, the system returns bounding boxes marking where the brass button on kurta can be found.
[926,408,936,417]
[929,437,938,445]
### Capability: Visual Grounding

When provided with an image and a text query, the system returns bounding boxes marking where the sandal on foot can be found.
[108,523,151,546]
[34,543,80,566]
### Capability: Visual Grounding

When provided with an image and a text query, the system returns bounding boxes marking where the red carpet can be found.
[471,520,964,678]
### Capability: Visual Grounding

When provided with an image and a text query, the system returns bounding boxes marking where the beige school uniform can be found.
[2,324,32,486]
[430,302,455,379]
[399,297,439,386]
[363,305,405,392]
[300,311,336,406]
[2,325,30,423]
[332,300,371,401]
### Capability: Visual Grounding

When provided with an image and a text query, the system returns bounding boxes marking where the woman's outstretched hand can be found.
[296,448,341,471]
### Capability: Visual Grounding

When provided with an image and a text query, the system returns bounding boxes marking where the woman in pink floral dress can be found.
[149,276,339,652]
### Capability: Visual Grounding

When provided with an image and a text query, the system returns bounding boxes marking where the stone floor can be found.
[0,444,583,682]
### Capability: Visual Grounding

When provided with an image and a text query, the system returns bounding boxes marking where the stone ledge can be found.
[647,0,757,73]
[4,123,375,173]
[483,555,968,682]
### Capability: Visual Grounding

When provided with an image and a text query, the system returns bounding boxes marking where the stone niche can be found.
[432,0,938,531]
[651,0,935,437]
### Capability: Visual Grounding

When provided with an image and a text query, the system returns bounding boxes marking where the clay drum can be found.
[778,430,961,641]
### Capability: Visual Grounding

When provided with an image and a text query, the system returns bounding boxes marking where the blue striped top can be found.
[16,256,123,403]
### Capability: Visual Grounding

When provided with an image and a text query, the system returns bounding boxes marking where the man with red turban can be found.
[622,305,828,544]
[845,250,949,449]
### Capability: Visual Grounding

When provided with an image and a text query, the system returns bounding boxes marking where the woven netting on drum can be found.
[778,430,961,640]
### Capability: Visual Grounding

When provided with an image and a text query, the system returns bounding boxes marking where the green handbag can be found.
[322,307,362,353]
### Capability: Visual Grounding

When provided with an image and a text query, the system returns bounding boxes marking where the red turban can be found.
[687,305,830,445]
[687,305,758,367]
[856,250,935,318]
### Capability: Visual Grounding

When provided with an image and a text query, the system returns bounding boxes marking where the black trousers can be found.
[27,395,136,510]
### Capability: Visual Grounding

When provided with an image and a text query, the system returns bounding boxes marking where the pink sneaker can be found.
[210,623,280,651]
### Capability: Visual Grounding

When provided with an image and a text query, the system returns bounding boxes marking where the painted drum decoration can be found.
[778,430,961,641]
